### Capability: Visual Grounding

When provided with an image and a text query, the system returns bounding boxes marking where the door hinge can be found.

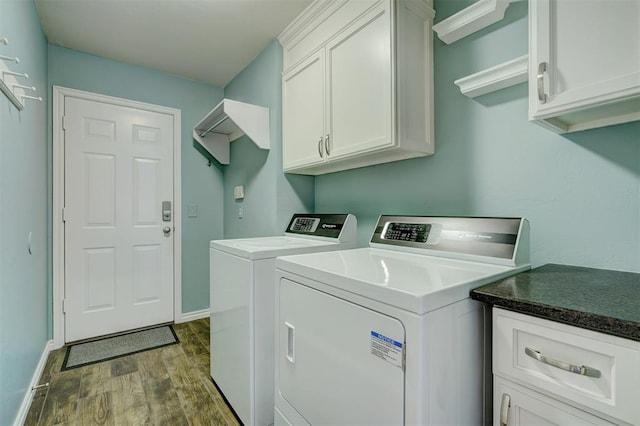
[62,299,66,314]
[62,207,66,222]
[62,116,67,131]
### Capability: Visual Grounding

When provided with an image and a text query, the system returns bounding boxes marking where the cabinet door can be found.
[282,51,326,170]
[529,0,640,132]
[494,378,617,426]
[326,1,394,161]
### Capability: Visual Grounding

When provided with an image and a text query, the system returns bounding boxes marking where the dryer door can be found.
[278,278,405,425]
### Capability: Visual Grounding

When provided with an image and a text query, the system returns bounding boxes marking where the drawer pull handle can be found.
[537,62,548,103]
[525,347,601,378]
[500,393,510,426]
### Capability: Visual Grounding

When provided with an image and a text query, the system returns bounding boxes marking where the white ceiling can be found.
[35,0,312,87]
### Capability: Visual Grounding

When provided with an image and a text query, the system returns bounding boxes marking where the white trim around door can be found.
[52,86,182,349]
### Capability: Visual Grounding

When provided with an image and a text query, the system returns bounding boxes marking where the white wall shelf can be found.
[433,0,510,44]
[454,54,528,98]
[193,99,270,165]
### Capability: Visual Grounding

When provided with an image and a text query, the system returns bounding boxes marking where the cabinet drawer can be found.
[493,308,640,425]
[494,377,617,426]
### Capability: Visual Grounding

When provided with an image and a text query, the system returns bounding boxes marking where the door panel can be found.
[278,278,405,425]
[327,2,393,160]
[282,51,326,170]
[64,96,174,342]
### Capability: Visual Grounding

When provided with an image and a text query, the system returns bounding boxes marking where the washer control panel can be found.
[285,213,356,240]
[289,217,320,233]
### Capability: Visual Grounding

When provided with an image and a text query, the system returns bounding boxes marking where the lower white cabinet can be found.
[494,378,616,426]
[492,308,640,426]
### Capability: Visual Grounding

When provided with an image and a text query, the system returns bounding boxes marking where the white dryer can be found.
[274,215,530,426]
[209,213,357,426]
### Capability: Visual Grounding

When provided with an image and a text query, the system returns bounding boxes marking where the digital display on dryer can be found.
[383,223,431,243]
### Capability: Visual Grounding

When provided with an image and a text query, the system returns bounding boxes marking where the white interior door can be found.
[64,96,175,342]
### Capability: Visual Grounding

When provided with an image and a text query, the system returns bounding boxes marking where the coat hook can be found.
[0,55,19,63]
[2,70,28,79]
[14,84,35,92]
[19,95,42,102]
[0,38,7,45]
[207,160,212,167]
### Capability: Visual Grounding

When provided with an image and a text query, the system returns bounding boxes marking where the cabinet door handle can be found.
[285,322,295,363]
[500,393,510,426]
[317,137,324,158]
[537,62,548,103]
[525,347,601,378]
[324,134,330,156]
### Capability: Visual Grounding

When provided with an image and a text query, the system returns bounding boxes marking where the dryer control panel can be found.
[383,222,433,243]
[371,215,529,266]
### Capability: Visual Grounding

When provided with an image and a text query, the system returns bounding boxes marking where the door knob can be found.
[163,226,172,235]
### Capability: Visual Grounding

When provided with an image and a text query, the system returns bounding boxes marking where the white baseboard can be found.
[14,339,53,426]
[176,308,210,324]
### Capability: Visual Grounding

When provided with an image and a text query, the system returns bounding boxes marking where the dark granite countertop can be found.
[471,264,640,341]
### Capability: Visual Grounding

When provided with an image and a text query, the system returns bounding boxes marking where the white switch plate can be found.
[234,185,244,200]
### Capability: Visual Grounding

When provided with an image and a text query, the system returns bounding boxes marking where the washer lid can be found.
[210,236,344,259]
[276,248,529,314]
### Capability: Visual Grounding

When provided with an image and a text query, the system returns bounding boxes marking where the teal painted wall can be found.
[223,40,314,238]
[315,1,640,272]
[0,1,48,424]
[47,45,225,315]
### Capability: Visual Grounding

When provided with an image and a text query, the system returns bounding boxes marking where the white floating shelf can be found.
[433,0,510,44]
[193,99,270,165]
[455,54,528,98]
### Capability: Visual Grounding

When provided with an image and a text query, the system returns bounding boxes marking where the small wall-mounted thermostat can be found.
[234,185,244,200]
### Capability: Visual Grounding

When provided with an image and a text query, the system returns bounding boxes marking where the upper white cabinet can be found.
[279,0,435,175]
[529,0,640,133]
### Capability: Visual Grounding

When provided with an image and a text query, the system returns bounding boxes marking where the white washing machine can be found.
[209,213,357,426]
[274,215,530,426]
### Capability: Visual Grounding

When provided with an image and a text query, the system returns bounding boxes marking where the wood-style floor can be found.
[24,318,241,425]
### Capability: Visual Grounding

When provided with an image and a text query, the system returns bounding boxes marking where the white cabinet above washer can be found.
[279,0,435,175]
[193,99,270,165]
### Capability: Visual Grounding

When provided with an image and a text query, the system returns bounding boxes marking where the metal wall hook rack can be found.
[0,36,39,111]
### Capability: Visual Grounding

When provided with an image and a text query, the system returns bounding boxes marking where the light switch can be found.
[234,185,244,200]
[188,204,198,218]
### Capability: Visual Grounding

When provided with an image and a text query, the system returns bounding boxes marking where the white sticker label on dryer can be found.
[371,331,403,369]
